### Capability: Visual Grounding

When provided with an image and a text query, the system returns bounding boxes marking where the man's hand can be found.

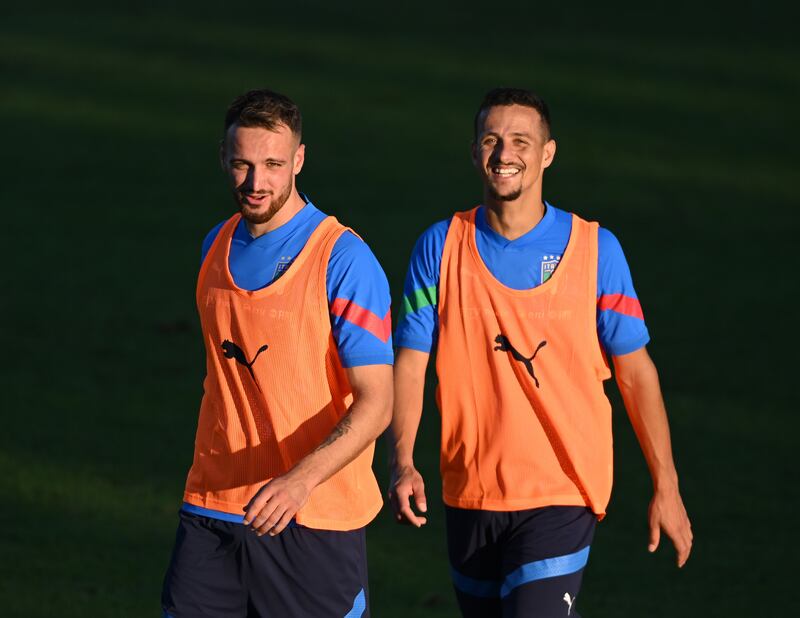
[613,348,693,569]
[243,472,312,536]
[648,485,693,567]
[388,464,428,527]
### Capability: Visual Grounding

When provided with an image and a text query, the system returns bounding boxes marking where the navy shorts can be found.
[162,510,369,617]
[446,505,596,618]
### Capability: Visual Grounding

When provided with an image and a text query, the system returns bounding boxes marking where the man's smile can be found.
[490,165,521,178]
[241,193,269,206]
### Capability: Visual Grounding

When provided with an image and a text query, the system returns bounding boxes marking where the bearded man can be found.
[389,88,692,617]
[161,89,393,618]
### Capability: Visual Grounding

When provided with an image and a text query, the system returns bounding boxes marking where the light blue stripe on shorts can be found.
[451,545,591,599]
[344,588,366,617]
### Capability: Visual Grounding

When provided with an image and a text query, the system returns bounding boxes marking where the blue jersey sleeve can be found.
[327,231,394,368]
[201,220,227,264]
[394,219,451,353]
[596,228,650,356]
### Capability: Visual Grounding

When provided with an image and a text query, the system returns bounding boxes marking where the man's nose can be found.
[490,139,513,163]
[245,167,268,193]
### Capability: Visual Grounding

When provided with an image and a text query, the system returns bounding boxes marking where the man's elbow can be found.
[614,348,660,393]
[375,390,394,435]
[348,364,394,438]
[354,386,393,439]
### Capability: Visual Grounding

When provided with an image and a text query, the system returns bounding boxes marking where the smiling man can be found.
[161,89,393,617]
[389,88,693,617]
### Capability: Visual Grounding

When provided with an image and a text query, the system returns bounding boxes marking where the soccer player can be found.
[389,88,692,617]
[161,89,393,617]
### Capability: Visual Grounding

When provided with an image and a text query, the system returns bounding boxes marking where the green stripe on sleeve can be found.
[398,285,438,324]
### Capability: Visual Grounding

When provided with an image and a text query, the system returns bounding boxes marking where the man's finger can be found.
[679,529,693,567]
[269,510,295,536]
[676,536,691,568]
[391,484,412,517]
[400,505,427,527]
[250,501,280,533]
[398,497,427,527]
[412,478,428,513]
[243,488,273,526]
[256,504,285,536]
[648,521,660,553]
[388,484,407,514]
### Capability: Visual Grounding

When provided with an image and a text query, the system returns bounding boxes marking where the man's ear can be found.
[293,143,306,175]
[542,139,557,170]
[219,139,226,170]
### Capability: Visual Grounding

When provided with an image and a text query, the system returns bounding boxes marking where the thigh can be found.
[445,507,505,618]
[244,525,369,618]
[500,506,596,618]
[161,511,247,618]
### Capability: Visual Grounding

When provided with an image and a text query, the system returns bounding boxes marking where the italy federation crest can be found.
[272,256,294,282]
[541,254,562,282]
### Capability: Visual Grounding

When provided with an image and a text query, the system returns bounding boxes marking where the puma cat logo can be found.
[493,334,547,388]
[221,339,269,381]
[563,592,576,615]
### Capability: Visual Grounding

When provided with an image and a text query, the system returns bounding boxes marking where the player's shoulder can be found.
[424,216,454,237]
[598,226,623,251]
[414,216,453,254]
[560,207,628,268]
[201,218,229,262]
[596,226,628,266]
[330,229,379,265]
[328,228,389,288]
[565,207,624,258]
[595,224,635,286]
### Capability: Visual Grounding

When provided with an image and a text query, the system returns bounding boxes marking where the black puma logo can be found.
[493,334,547,388]
[221,339,269,381]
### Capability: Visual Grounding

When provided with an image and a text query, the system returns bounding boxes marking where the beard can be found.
[487,184,522,202]
[235,180,293,225]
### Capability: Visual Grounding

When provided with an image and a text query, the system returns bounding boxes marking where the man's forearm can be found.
[613,347,693,566]
[288,397,389,491]
[389,347,429,468]
[614,349,678,489]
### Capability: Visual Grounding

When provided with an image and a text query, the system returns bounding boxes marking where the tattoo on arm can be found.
[315,413,353,452]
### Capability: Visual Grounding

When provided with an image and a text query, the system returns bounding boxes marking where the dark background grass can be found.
[1,2,797,615]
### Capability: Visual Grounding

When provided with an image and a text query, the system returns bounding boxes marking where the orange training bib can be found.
[183,214,383,530]
[436,208,613,516]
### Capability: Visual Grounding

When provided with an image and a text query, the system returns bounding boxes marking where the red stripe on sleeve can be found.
[330,298,392,343]
[597,294,644,320]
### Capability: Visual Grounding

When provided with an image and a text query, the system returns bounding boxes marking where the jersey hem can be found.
[181,502,245,523]
[183,493,248,516]
[183,493,382,531]
[340,353,395,368]
[442,492,605,517]
[604,333,650,357]
[294,498,383,531]
[394,337,433,353]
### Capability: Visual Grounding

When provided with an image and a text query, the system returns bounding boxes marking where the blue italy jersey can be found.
[395,203,649,357]
[201,197,394,368]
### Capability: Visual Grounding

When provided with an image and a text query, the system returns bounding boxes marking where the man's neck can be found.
[245,190,307,238]
[483,194,546,241]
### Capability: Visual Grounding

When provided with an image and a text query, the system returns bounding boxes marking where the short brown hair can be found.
[474,88,551,142]
[224,89,302,138]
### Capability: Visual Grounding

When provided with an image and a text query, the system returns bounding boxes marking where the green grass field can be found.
[1,2,797,616]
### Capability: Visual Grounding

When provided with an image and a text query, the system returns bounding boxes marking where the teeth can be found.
[493,167,519,176]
